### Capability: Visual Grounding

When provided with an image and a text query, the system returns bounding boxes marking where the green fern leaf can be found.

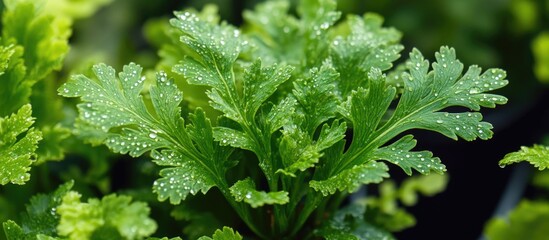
[229,178,289,208]
[499,145,549,170]
[59,63,234,204]
[0,104,42,185]
[198,227,243,240]
[2,181,73,239]
[312,46,507,194]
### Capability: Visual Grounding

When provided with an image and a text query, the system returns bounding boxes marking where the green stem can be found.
[219,184,269,239]
[330,191,348,212]
[273,204,288,236]
[315,191,347,224]
[289,192,323,237]
[287,174,305,215]
[313,196,329,225]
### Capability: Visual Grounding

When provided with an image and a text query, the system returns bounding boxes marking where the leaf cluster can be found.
[2,0,510,239]
[59,0,508,238]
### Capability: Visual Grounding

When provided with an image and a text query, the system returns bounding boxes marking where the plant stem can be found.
[289,192,323,237]
[273,204,288,236]
[219,184,269,239]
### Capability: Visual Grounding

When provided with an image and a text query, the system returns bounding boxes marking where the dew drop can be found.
[283,26,290,33]
[320,22,330,29]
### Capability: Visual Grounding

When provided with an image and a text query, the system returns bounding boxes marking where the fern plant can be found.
[484,138,549,240]
[1,0,509,239]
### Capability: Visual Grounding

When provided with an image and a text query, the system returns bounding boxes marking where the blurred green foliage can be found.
[485,200,549,240]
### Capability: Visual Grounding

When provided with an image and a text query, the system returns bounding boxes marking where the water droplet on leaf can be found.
[469,88,480,94]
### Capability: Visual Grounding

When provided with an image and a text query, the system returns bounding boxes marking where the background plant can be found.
[483,137,549,240]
